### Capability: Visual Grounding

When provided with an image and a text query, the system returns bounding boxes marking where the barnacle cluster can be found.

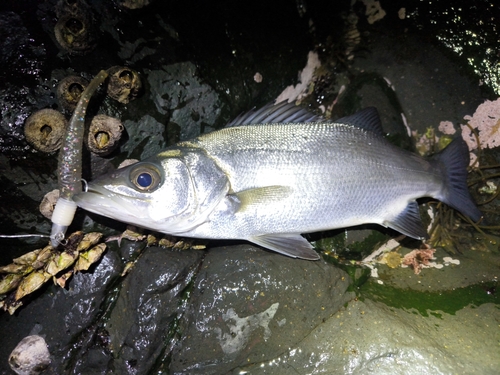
[25,68,141,155]
[0,232,106,315]
[110,227,207,251]
[147,234,207,250]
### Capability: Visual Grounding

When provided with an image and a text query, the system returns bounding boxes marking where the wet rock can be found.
[121,115,169,159]
[146,62,222,141]
[0,247,123,374]
[350,32,484,134]
[170,245,353,374]
[56,250,123,337]
[0,11,46,80]
[240,299,500,374]
[86,247,204,375]
[33,244,351,374]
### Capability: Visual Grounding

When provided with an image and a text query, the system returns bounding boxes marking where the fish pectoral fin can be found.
[249,233,320,260]
[235,186,293,212]
[383,201,428,240]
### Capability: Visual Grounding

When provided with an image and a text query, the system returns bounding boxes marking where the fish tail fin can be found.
[432,137,482,222]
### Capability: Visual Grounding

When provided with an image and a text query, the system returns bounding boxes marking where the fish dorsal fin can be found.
[227,100,322,127]
[383,201,428,240]
[336,107,384,136]
[249,233,320,260]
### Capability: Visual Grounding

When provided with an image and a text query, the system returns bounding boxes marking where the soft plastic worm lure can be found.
[50,70,108,247]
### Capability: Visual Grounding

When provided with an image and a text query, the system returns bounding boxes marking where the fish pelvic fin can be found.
[384,201,428,240]
[432,137,482,222]
[249,233,320,260]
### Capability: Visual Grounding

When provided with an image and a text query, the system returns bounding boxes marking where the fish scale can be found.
[74,104,481,260]
[167,124,446,239]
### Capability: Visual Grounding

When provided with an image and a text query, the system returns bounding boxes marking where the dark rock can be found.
[170,245,353,374]
[0,248,122,374]
[89,247,204,375]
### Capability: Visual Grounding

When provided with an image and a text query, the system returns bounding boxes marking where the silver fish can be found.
[73,102,481,260]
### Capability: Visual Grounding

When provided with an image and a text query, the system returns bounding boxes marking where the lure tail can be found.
[50,70,108,247]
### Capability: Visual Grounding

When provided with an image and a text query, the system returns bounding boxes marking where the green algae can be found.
[360,279,499,317]
[314,228,389,258]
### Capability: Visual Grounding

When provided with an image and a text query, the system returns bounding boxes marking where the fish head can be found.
[73,148,230,234]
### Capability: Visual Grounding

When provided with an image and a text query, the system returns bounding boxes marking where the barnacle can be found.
[0,274,23,295]
[54,0,97,54]
[56,75,89,112]
[87,115,123,156]
[0,231,106,314]
[24,109,68,153]
[40,189,60,220]
[15,271,51,301]
[45,250,79,276]
[86,114,124,155]
[75,243,106,272]
[106,66,142,103]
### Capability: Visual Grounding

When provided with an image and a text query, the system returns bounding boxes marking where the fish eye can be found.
[137,172,152,187]
[130,164,161,191]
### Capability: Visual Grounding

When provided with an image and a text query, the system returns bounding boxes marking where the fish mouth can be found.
[73,183,150,224]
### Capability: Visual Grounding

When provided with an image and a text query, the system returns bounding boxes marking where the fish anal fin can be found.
[235,186,293,212]
[249,233,320,260]
[384,201,428,240]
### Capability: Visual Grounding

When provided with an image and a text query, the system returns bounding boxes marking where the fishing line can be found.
[1,179,88,243]
[0,233,68,246]
[0,234,50,239]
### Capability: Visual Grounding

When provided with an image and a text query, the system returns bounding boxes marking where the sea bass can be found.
[73,102,481,260]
